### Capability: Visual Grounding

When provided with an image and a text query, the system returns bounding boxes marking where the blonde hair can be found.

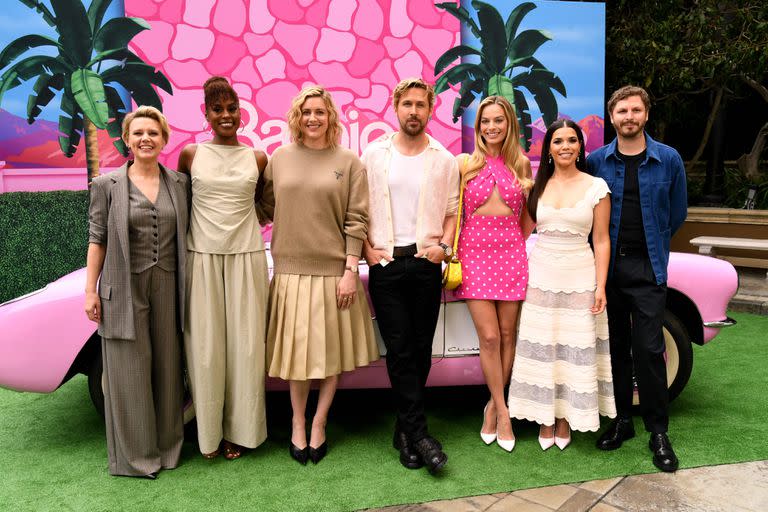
[287,85,341,149]
[462,96,532,191]
[122,105,170,144]
[392,77,435,111]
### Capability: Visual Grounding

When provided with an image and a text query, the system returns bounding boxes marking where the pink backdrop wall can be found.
[128,0,462,167]
[1,0,462,192]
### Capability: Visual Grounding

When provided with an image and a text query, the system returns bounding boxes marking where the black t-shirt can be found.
[617,150,647,250]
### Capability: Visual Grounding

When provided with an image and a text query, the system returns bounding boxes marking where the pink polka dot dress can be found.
[454,155,528,301]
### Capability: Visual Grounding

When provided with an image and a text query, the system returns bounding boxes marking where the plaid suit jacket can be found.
[88,162,190,340]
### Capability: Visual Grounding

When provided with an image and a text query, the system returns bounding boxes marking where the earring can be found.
[239,120,245,133]
[202,120,212,135]
[576,155,580,163]
[548,155,553,165]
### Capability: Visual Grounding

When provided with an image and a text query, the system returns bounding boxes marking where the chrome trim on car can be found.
[0,285,48,306]
[703,317,737,328]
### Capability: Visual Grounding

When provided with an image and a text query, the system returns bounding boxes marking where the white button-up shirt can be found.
[361,133,459,257]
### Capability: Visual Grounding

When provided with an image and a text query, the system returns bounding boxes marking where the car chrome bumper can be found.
[703,317,737,328]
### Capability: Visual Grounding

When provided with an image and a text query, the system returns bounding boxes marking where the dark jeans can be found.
[606,251,669,434]
[368,255,442,441]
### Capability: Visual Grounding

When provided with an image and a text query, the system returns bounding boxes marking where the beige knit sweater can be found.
[257,143,369,276]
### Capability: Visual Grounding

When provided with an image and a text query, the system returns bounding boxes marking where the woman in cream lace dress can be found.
[508,119,616,450]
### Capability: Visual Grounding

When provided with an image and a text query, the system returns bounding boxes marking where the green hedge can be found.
[0,191,89,303]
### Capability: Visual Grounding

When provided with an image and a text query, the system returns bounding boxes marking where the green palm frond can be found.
[0,35,66,69]
[508,29,552,64]
[435,45,484,76]
[104,84,128,156]
[435,62,487,94]
[50,0,93,66]
[87,0,115,34]
[101,62,172,111]
[58,92,83,157]
[473,1,508,73]
[17,0,56,27]
[93,17,151,53]
[0,55,67,104]
[27,73,64,123]
[453,78,484,122]
[513,88,533,150]
[87,48,144,68]
[505,2,537,46]
[70,69,109,128]
[434,2,481,38]
[513,69,564,125]
[488,74,515,99]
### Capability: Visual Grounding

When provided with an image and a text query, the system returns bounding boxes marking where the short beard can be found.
[400,119,425,137]
[615,121,644,139]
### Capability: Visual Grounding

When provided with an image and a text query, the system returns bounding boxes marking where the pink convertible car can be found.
[0,239,737,418]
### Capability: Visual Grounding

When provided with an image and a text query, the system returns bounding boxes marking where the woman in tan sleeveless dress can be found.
[177,77,269,460]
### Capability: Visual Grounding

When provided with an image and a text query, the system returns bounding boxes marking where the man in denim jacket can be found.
[587,86,687,472]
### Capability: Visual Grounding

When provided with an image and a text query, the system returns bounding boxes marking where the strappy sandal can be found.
[222,440,243,460]
[202,449,219,460]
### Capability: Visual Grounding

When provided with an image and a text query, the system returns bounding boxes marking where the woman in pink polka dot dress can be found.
[454,96,534,452]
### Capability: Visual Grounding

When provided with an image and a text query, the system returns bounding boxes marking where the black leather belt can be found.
[392,244,418,257]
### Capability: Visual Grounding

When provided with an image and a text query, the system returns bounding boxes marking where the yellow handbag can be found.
[442,178,465,290]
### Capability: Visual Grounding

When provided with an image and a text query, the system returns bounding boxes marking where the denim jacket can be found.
[586,133,687,284]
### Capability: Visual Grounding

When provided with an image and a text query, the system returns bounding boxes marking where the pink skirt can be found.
[453,214,528,301]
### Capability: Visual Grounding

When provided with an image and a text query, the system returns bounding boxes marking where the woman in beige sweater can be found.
[258,85,379,464]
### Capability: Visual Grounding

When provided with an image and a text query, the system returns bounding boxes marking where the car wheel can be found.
[632,310,694,407]
[87,351,105,419]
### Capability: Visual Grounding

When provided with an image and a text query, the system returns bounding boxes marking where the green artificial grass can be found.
[0,311,766,511]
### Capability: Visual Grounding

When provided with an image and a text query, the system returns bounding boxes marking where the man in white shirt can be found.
[362,78,459,474]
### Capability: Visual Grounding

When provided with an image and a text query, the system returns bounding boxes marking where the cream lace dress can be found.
[508,176,616,431]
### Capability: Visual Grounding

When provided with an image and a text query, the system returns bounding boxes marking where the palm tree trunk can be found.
[83,115,100,186]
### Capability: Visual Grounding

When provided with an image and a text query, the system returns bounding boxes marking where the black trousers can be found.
[368,256,442,441]
[606,251,669,434]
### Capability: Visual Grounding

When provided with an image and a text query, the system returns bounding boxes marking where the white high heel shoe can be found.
[496,414,516,452]
[497,436,516,452]
[539,430,555,451]
[554,424,571,450]
[480,403,496,445]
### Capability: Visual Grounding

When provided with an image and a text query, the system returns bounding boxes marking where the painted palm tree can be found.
[435,1,566,150]
[0,0,172,183]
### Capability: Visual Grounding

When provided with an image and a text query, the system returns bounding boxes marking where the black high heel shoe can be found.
[289,442,309,465]
[308,442,328,464]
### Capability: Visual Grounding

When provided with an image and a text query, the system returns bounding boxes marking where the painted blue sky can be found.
[459,0,606,124]
[0,1,125,122]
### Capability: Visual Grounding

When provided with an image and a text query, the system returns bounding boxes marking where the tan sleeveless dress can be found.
[184,143,269,454]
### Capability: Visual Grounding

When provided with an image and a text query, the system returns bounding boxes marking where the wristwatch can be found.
[345,264,359,273]
[438,242,453,257]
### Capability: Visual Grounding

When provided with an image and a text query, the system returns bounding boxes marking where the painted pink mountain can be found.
[0,109,126,169]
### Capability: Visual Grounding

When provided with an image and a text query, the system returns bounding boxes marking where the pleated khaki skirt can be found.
[267,274,379,380]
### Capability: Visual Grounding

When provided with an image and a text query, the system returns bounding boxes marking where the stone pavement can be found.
[729,268,768,316]
[361,460,768,511]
